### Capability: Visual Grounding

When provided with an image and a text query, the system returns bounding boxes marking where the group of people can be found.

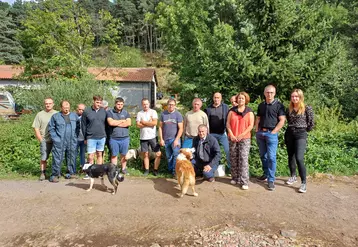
[32,84,314,193]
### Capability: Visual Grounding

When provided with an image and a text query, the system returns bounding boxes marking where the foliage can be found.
[18,0,120,77]
[248,105,358,177]
[1,105,357,178]
[0,115,41,177]
[91,46,146,67]
[111,0,167,52]
[156,0,344,101]
[0,9,24,64]
[8,75,113,112]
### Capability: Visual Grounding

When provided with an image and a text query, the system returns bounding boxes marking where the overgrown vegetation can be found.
[1,106,357,179]
[9,75,113,112]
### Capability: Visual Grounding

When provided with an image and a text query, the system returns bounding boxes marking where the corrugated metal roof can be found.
[87,67,156,82]
[0,65,156,83]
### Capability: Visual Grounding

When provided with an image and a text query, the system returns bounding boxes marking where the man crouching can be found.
[192,124,221,182]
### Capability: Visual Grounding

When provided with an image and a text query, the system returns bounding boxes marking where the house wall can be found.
[110,81,157,114]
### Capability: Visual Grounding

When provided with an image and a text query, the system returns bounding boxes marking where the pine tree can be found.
[0,10,24,64]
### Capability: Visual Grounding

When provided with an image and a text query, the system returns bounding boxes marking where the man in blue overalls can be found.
[48,100,79,182]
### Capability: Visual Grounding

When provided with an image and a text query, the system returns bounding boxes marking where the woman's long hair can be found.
[289,89,305,115]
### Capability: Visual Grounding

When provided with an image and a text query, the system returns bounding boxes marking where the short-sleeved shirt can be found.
[160,110,183,141]
[257,99,285,129]
[136,109,158,140]
[32,109,58,142]
[107,108,131,139]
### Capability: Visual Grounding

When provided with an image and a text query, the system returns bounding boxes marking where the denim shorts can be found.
[109,137,130,157]
[40,141,53,161]
[87,137,106,154]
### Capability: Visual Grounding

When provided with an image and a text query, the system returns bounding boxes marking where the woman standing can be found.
[226,92,254,190]
[285,89,314,193]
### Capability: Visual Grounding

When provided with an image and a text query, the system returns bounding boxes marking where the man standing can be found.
[32,97,58,181]
[48,100,79,182]
[107,97,131,174]
[192,124,221,182]
[82,95,107,165]
[74,104,86,169]
[158,98,183,177]
[204,92,230,170]
[182,98,209,148]
[255,85,286,191]
[136,98,162,176]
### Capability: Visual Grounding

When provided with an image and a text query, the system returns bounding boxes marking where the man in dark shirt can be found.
[107,97,131,174]
[82,95,107,165]
[204,92,230,170]
[192,124,221,182]
[74,103,86,169]
[255,85,286,191]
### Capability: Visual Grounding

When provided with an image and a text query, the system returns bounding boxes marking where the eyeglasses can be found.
[265,92,275,94]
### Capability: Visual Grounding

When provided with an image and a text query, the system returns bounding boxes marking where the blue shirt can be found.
[106,108,131,139]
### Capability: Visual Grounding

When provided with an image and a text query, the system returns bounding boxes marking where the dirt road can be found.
[0,176,357,247]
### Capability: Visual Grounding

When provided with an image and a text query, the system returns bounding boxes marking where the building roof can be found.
[87,67,156,83]
[0,65,157,84]
[0,65,24,79]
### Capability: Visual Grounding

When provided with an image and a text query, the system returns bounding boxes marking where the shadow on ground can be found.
[149,177,179,198]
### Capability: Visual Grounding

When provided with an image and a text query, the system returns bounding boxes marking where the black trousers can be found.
[284,129,307,183]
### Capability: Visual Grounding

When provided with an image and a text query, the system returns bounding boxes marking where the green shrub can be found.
[0,106,357,179]
[8,75,113,112]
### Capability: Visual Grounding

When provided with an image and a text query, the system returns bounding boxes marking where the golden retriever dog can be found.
[176,148,198,198]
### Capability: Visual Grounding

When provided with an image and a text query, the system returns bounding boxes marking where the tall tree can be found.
[156,0,343,102]
[0,10,23,64]
[19,0,95,76]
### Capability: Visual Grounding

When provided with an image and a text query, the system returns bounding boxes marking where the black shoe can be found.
[143,169,149,176]
[153,170,158,176]
[268,181,275,191]
[257,175,267,182]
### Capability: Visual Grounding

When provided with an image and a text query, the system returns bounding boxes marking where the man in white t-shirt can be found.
[136,98,162,176]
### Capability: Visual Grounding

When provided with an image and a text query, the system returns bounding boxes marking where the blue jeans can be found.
[75,140,86,168]
[182,137,193,148]
[164,139,181,175]
[256,131,279,182]
[192,159,218,179]
[211,133,230,168]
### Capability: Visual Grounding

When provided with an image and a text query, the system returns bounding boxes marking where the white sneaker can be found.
[286,176,297,185]
[83,174,90,180]
[298,183,307,193]
[242,185,249,190]
[230,180,237,185]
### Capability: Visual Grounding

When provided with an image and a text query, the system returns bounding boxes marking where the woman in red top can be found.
[226,92,254,190]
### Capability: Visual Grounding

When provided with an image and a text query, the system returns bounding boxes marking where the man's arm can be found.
[81,110,87,140]
[108,117,131,127]
[34,128,43,142]
[158,121,165,146]
[172,122,183,147]
[140,118,157,127]
[255,116,260,132]
[48,115,58,142]
[271,115,286,134]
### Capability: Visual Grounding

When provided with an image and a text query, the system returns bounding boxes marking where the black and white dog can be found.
[82,163,124,195]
